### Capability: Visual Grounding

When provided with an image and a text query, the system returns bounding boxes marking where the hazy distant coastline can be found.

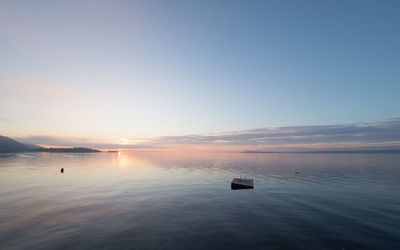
[0,135,100,153]
[34,147,100,153]
[243,149,400,154]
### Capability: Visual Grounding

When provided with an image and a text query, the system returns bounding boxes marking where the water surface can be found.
[0,151,399,249]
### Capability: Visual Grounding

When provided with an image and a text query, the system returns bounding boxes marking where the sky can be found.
[14,118,400,151]
[1,0,400,149]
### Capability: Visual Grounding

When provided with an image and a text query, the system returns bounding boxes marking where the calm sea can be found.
[0,151,399,249]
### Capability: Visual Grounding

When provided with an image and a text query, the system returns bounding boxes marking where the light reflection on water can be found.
[0,151,399,249]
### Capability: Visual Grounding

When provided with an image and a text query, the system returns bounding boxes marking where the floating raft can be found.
[231,178,254,190]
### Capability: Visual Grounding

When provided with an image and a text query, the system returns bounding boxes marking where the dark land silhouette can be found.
[0,135,100,153]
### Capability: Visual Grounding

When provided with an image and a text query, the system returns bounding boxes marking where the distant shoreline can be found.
[242,149,400,154]
[0,135,108,153]
[33,147,101,153]
[0,148,118,153]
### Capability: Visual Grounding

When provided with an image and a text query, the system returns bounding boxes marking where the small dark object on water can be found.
[61,168,64,173]
[231,177,254,190]
[295,171,300,174]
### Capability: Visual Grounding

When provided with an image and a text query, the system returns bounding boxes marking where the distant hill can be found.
[0,135,100,153]
[0,135,41,153]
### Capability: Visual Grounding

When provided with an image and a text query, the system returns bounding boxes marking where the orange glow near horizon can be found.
[34,138,400,153]
[36,144,75,149]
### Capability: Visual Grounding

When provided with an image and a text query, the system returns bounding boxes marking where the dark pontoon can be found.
[231,177,254,190]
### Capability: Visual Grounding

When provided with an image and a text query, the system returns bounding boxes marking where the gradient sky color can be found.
[1,0,400,146]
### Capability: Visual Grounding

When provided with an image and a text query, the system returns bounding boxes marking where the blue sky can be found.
[1,0,400,147]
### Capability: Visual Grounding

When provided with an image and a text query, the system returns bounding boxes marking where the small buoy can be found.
[61,168,64,173]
